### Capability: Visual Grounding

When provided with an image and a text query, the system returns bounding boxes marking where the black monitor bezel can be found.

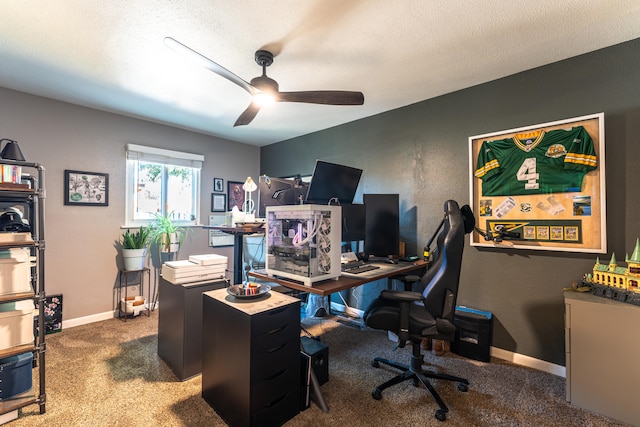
[304,160,363,205]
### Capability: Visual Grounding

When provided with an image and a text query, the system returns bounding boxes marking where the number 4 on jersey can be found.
[516,158,539,190]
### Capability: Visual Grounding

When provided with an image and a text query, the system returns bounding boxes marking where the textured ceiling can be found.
[1,1,639,146]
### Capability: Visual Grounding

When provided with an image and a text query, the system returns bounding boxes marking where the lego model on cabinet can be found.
[0,160,46,418]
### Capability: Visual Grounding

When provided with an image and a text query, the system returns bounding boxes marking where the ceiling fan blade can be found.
[278,91,364,105]
[233,102,262,127]
[164,37,255,95]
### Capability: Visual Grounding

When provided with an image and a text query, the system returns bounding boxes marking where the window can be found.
[125,144,203,226]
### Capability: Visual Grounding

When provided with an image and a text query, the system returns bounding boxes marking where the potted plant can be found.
[149,212,191,256]
[121,226,150,270]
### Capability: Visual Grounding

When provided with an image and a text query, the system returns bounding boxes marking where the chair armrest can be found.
[379,290,422,347]
[380,290,422,302]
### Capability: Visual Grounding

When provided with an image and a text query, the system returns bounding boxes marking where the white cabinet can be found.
[565,292,640,426]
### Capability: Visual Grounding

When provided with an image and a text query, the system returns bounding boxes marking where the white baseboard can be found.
[328,302,565,378]
[0,410,18,425]
[61,302,158,330]
[61,304,564,378]
[62,310,116,329]
[490,346,566,378]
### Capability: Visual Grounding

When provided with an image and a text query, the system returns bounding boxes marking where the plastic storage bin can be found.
[0,248,32,296]
[451,306,493,362]
[0,352,33,400]
[119,296,146,317]
[0,301,34,350]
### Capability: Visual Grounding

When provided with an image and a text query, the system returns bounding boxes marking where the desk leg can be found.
[233,233,244,285]
[144,269,151,317]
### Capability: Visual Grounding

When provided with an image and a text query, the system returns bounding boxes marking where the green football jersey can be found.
[475,126,597,196]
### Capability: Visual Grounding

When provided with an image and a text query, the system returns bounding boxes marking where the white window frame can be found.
[125,143,203,227]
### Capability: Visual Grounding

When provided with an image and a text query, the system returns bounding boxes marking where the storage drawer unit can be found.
[565,292,640,426]
[202,288,300,427]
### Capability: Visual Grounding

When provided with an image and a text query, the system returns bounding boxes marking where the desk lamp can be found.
[243,177,257,221]
[0,139,26,161]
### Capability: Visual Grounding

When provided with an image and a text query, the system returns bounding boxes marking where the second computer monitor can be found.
[341,204,366,243]
[305,160,362,205]
[364,193,400,258]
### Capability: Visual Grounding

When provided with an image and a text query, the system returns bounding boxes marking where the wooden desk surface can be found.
[247,260,428,296]
[203,225,264,234]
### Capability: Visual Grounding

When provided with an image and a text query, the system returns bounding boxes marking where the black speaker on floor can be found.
[301,336,329,385]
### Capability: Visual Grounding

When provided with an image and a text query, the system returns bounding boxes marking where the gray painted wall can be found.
[260,38,640,366]
[0,87,260,320]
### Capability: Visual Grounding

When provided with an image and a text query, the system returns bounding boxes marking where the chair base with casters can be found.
[370,340,469,421]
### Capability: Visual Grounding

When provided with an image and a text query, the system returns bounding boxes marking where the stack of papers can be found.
[162,254,227,284]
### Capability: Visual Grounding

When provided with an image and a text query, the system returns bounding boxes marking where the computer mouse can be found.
[386,258,398,264]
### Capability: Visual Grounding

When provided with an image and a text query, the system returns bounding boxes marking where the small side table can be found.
[204,225,264,285]
[117,268,151,321]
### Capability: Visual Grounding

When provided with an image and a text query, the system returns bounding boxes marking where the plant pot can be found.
[123,248,147,271]
[160,232,180,253]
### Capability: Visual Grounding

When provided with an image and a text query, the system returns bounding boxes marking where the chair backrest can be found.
[420,200,469,321]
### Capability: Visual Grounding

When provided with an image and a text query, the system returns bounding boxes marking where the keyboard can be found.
[341,262,381,274]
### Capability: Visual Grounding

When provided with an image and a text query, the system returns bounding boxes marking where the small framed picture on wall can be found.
[214,178,224,192]
[64,170,109,206]
[211,193,226,212]
[227,181,244,211]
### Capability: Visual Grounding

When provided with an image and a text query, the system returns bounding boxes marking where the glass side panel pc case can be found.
[266,205,342,286]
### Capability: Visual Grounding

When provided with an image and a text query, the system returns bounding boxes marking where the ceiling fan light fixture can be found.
[253,91,276,106]
[166,39,364,127]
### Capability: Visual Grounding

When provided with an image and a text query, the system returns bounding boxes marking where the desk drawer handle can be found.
[265,325,287,335]
[264,368,286,381]
[265,342,287,353]
[268,307,287,316]
[264,393,288,408]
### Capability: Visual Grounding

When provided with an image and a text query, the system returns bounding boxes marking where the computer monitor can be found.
[364,194,400,258]
[257,176,296,218]
[304,160,363,205]
[341,204,366,242]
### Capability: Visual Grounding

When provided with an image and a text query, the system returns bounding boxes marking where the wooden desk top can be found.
[203,225,264,234]
[247,259,428,296]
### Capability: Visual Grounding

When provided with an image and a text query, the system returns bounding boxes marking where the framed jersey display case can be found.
[468,112,606,253]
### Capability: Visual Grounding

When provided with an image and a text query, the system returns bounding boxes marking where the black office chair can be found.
[363,200,475,422]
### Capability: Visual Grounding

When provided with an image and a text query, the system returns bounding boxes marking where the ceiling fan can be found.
[164,37,364,127]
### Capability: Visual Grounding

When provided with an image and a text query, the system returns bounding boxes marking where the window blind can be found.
[126,143,204,169]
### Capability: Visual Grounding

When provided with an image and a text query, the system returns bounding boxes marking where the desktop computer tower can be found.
[266,204,341,285]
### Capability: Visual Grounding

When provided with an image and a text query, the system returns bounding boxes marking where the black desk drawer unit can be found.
[202,289,301,427]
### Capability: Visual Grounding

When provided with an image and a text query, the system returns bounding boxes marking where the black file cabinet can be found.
[157,277,226,381]
[202,288,301,427]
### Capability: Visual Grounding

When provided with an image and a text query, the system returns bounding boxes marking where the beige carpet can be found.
[8,311,627,427]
